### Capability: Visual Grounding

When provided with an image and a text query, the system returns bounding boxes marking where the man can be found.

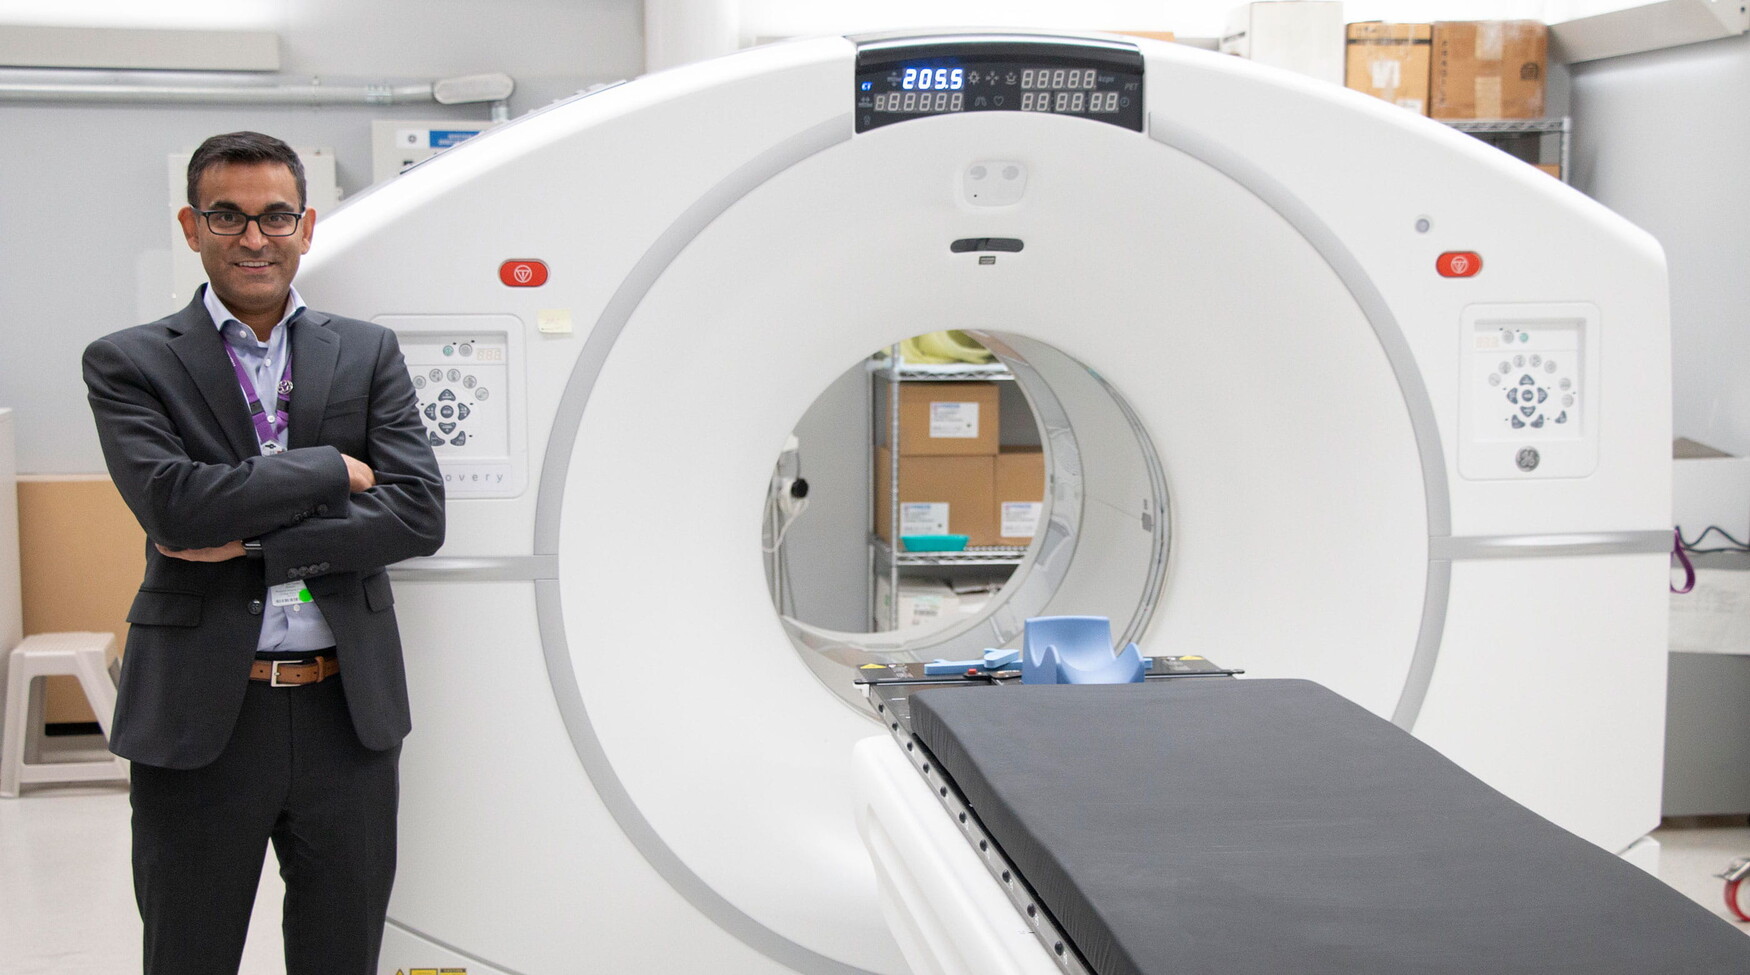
[82,131,445,975]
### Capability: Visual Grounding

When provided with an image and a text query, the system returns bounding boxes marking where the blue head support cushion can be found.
[1021,616,1146,685]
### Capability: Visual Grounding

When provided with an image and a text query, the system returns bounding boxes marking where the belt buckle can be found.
[269,659,310,688]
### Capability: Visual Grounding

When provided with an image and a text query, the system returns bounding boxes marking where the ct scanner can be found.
[293,30,1673,975]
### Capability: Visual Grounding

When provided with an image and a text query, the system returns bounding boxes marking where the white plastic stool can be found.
[1,632,128,797]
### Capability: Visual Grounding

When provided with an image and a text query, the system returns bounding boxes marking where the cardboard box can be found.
[1431,21,1548,119]
[882,381,1001,456]
[1346,23,1432,115]
[874,448,997,547]
[1533,162,1562,179]
[874,575,959,631]
[17,477,142,724]
[1221,2,1345,86]
[995,447,1046,546]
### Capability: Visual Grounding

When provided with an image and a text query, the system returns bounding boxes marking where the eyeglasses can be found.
[195,209,304,237]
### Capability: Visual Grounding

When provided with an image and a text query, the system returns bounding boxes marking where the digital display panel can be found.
[855,39,1145,133]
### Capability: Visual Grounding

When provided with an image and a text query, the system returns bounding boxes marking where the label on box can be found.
[907,594,946,623]
[900,502,949,536]
[1001,501,1042,538]
[929,402,980,438]
[1370,60,1402,89]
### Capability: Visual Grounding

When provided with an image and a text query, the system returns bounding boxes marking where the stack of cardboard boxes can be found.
[1345,20,1548,121]
[874,382,1044,550]
[1220,4,1550,120]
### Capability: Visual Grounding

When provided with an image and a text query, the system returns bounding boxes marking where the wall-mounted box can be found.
[1674,437,1750,544]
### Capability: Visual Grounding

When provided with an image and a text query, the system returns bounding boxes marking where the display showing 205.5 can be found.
[854,40,1145,133]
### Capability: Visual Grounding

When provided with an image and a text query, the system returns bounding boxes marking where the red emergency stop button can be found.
[1436,252,1482,277]
[499,260,549,287]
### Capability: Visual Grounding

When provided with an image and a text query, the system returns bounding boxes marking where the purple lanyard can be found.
[222,343,293,454]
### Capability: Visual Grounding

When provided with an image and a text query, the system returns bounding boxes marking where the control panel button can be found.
[475,388,490,400]
[1520,406,1536,417]
[427,432,444,446]
[1536,388,1547,404]
[1531,415,1545,428]
[1437,251,1483,277]
[456,404,471,420]
[439,422,457,435]
[439,389,457,402]
[500,260,549,287]
[463,375,477,389]
[450,431,468,446]
[440,405,454,419]
[1518,375,1535,386]
[1555,411,1568,424]
[1510,415,1525,429]
[424,404,438,420]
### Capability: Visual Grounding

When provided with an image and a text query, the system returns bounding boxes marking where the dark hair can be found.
[185,131,307,210]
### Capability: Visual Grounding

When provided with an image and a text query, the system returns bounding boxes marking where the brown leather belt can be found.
[249,655,339,687]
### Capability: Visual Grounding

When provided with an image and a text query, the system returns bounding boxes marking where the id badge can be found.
[269,580,312,608]
[260,440,285,456]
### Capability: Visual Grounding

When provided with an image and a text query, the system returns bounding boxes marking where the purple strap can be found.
[1671,527,1696,595]
[222,343,292,451]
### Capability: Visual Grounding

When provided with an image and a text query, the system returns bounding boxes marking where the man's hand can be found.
[342,453,376,493]
[156,540,246,562]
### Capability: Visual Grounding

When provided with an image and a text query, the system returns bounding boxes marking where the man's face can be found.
[176,161,314,324]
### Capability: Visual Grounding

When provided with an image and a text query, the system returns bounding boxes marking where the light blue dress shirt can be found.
[202,285,338,655]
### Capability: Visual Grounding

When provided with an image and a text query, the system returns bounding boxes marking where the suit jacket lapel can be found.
[289,311,338,449]
[167,290,260,462]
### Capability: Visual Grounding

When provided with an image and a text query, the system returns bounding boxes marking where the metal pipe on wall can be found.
[0,71,514,108]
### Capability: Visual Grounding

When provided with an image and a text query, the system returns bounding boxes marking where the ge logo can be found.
[1516,447,1541,472]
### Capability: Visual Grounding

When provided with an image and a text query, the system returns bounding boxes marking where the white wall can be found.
[738,0,1605,44]
[1571,31,1750,456]
[0,0,641,474]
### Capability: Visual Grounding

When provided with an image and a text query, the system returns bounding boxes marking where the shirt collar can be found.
[202,284,307,343]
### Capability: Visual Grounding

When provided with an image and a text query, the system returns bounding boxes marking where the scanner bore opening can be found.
[766,330,1172,710]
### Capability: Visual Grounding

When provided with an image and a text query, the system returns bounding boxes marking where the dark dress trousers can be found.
[82,288,445,974]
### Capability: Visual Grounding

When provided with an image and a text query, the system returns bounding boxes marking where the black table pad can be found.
[909,678,1750,975]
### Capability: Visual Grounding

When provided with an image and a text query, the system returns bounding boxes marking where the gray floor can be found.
[3,740,1749,974]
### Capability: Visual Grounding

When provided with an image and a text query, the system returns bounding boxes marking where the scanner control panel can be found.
[1458,303,1599,479]
[379,315,527,498]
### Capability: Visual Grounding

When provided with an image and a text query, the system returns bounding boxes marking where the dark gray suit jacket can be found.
[83,288,445,769]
